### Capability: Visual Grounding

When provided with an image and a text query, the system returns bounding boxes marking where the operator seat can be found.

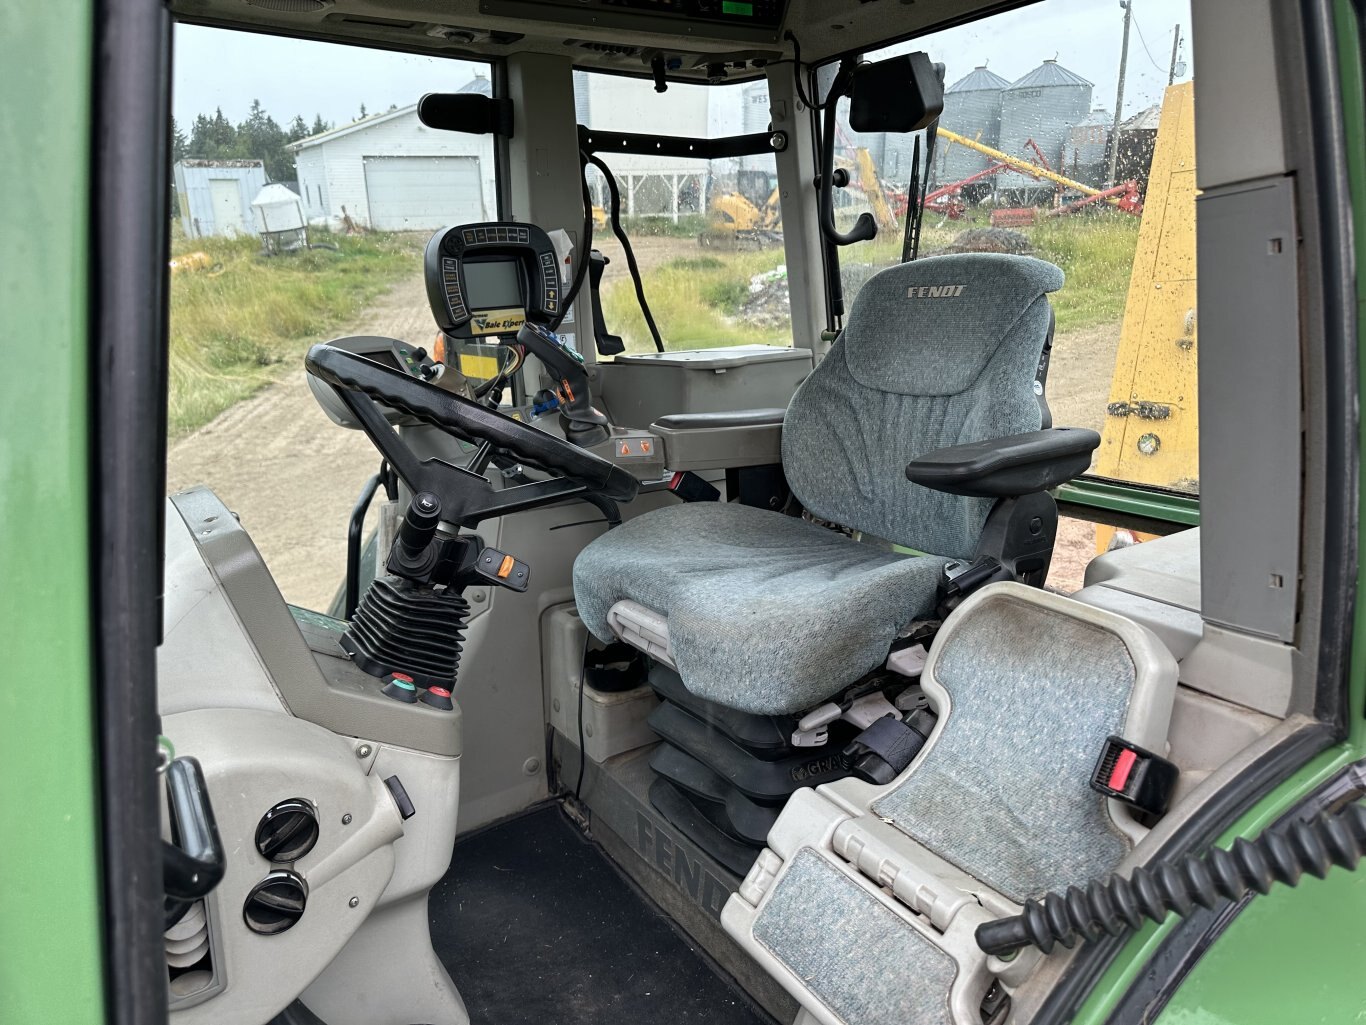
[576,253,1077,715]
[573,253,1099,866]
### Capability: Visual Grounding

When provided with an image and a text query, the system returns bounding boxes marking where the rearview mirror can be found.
[849,52,944,134]
[417,92,514,137]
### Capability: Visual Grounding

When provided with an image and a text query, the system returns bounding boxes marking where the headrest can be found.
[841,254,1064,396]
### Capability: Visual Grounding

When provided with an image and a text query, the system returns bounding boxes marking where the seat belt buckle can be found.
[1090,735,1179,816]
[667,471,720,503]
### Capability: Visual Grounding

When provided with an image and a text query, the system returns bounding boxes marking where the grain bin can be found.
[937,66,1010,184]
[998,59,1093,194]
[1065,108,1111,188]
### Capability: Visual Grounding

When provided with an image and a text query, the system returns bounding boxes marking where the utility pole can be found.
[1106,0,1133,187]
[1168,23,1182,84]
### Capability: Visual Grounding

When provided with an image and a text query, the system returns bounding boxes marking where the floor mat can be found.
[430,804,772,1025]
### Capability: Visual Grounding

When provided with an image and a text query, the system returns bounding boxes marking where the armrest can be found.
[650,408,786,472]
[652,408,786,430]
[906,427,1100,498]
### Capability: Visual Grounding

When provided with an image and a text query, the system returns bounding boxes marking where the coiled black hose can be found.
[975,801,1366,957]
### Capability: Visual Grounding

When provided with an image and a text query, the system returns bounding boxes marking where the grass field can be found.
[167,229,418,436]
[167,209,1141,433]
[599,209,1141,352]
[602,246,792,351]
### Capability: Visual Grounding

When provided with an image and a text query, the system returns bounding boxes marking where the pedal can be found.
[474,546,531,592]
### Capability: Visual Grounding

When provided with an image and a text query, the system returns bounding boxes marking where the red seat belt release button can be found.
[1090,735,1179,817]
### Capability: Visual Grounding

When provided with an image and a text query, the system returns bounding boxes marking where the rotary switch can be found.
[254,798,320,863]
[242,870,308,936]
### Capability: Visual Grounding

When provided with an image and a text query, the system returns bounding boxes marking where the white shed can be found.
[173,159,268,238]
[288,81,496,232]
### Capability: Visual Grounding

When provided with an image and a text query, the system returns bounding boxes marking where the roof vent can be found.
[243,0,332,12]
[569,39,642,57]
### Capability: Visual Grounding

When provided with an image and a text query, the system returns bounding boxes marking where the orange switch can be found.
[497,555,515,579]
[618,441,633,456]
[640,439,653,454]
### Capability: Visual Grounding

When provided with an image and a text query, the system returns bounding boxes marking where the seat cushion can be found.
[573,502,950,715]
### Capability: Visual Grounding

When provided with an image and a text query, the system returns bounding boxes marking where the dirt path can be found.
[166,274,435,611]
[169,257,1120,608]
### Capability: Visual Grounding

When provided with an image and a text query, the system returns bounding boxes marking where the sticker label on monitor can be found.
[457,352,502,380]
[469,308,527,336]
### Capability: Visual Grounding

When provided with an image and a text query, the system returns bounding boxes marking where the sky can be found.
[172,0,1191,134]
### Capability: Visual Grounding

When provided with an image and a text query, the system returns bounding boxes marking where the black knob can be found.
[254,798,319,863]
[243,870,307,935]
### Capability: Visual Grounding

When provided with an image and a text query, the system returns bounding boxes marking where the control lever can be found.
[515,321,609,446]
[588,251,625,356]
[163,756,226,928]
[386,491,442,580]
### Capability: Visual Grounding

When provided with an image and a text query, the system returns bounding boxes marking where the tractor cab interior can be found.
[148,2,1359,1024]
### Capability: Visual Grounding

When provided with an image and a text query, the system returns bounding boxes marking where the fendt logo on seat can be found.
[907,284,967,298]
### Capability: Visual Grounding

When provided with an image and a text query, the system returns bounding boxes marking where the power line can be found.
[1129,10,1169,75]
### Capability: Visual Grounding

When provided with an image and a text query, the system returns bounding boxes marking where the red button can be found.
[427,686,451,698]
[1108,748,1138,791]
[392,673,413,683]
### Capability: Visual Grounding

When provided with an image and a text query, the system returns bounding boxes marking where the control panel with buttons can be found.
[423,221,562,339]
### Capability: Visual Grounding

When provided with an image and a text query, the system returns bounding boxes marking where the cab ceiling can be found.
[170,0,1021,82]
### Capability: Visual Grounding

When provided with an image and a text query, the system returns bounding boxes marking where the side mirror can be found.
[417,92,514,137]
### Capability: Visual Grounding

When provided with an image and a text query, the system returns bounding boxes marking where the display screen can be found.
[462,258,524,310]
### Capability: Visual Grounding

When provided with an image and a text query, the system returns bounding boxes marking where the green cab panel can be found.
[0,0,107,1023]
[1155,864,1366,1023]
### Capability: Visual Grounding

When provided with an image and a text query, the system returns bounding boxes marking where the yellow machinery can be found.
[1096,81,1199,494]
[936,126,1141,211]
[705,184,781,242]
[851,147,900,232]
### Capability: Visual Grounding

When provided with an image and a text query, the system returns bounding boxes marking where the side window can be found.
[166,25,497,611]
[826,1,1196,505]
[573,70,792,352]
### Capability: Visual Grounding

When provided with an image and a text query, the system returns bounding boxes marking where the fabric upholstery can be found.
[753,848,955,1025]
[871,592,1136,902]
[783,254,1063,559]
[573,253,1063,714]
[573,502,949,715]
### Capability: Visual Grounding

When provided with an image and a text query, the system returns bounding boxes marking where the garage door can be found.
[363,156,485,231]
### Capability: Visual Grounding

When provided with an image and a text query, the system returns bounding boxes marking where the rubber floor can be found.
[428,804,773,1025]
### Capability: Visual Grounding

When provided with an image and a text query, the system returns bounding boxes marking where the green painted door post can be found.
[0,0,110,1022]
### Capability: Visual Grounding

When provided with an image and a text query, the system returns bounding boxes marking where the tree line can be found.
[172,100,388,182]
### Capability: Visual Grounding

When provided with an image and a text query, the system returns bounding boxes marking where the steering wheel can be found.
[306,343,638,527]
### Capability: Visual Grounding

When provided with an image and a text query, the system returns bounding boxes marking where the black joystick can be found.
[388,492,442,579]
[515,322,610,448]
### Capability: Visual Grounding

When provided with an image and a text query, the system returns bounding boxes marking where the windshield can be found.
[574,70,793,352]
[167,26,496,611]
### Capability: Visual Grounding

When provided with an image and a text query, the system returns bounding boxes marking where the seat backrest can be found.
[782,253,1064,560]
